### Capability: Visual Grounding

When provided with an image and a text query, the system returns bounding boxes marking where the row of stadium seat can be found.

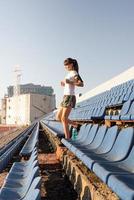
[20,123,39,157]
[0,123,40,200]
[0,124,36,173]
[105,100,134,120]
[70,79,134,121]
[62,124,134,200]
[0,124,35,157]
[77,79,134,108]
[0,149,41,200]
[41,118,134,199]
[42,79,134,122]
[41,120,64,138]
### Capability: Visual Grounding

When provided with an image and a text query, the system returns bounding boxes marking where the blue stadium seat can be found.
[0,143,40,200]
[75,126,118,168]
[74,125,107,159]
[69,124,99,154]
[6,159,38,180]
[91,106,105,119]
[108,174,134,200]
[93,146,134,183]
[124,85,134,101]
[76,125,118,163]
[0,124,36,173]
[76,127,134,170]
[121,101,134,120]
[23,177,41,200]
[42,121,64,137]
[10,150,38,173]
[129,89,134,101]
[61,124,88,149]
[0,166,40,200]
[111,100,132,120]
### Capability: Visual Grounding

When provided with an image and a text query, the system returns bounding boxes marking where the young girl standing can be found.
[56,58,84,139]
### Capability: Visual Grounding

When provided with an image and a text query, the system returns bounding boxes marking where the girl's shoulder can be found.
[66,70,78,79]
[70,70,78,76]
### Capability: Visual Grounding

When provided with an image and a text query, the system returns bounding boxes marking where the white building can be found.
[2,93,55,125]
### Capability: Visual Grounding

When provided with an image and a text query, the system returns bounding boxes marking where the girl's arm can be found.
[61,80,65,86]
[65,78,84,87]
[74,80,84,87]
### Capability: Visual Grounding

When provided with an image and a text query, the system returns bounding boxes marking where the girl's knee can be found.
[61,115,68,123]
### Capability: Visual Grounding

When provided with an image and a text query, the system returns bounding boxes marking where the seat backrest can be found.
[120,100,132,115]
[87,125,107,149]
[129,89,134,101]
[54,124,64,135]
[124,85,133,101]
[23,177,41,200]
[128,101,134,114]
[107,127,134,161]
[23,189,40,200]
[96,125,118,154]
[0,166,39,200]
[20,123,39,156]
[120,146,134,172]
[83,124,99,145]
[79,124,93,143]
[77,124,88,140]
[99,107,105,116]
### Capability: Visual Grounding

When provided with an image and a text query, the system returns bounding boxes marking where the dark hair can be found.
[64,57,83,83]
[64,58,79,73]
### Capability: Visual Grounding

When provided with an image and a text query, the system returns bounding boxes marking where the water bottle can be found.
[71,127,78,140]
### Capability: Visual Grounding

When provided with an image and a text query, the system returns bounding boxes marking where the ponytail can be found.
[72,59,79,73]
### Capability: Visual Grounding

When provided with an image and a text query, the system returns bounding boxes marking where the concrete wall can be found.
[29,94,56,123]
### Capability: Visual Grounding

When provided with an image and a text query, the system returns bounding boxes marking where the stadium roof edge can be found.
[77,66,134,103]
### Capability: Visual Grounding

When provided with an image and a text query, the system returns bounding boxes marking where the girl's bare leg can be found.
[61,106,72,139]
[56,107,63,122]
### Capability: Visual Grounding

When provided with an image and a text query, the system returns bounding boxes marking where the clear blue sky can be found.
[0,0,134,106]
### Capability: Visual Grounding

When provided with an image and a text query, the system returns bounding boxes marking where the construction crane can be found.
[13,65,22,124]
[13,65,22,96]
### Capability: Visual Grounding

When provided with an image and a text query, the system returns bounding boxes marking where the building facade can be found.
[1,93,56,125]
[7,83,54,97]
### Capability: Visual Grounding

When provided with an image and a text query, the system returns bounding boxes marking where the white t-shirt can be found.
[63,70,78,95]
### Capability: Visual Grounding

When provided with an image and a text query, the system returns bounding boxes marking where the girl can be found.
[56,58,84,139]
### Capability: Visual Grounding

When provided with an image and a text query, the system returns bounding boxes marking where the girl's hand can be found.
[61,80,65,86]
[74,76,84,87]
